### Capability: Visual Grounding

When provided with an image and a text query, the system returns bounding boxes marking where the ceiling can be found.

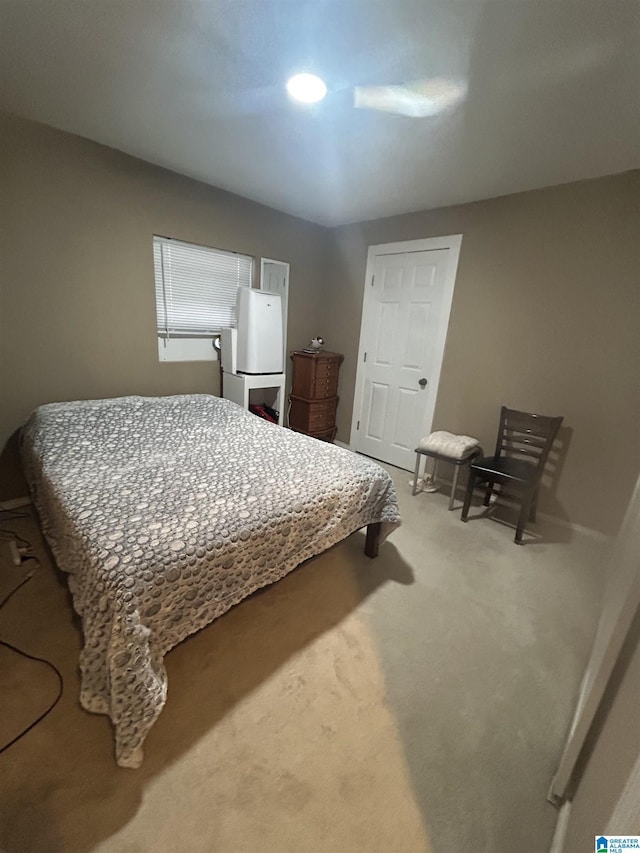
[0,0,638,226]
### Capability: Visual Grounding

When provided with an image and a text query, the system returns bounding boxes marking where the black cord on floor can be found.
[0,529,64,755]
[0,639,63,755]
[0,571,34,610]
[0,528,32,549]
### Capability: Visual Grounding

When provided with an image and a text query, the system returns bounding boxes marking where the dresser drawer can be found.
[308,410,336,430]
[290,351,343,398]
[289,351,343,442]
[314,361,338,379]
[289,396,337,432]
[290,424,337,442]
[307,397,337,417]
[308,426,338,442]
[313,375,339,399]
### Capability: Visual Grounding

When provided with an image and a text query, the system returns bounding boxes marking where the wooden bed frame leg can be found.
[365,522,381,559]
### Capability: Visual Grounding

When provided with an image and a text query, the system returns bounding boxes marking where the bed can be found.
[21,394,401,767]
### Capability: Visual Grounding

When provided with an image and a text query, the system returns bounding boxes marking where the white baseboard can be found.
[334,440,351,450]
[345,450,609,542]
[536,510,610,543]
[549,800,571,853]
[416,472,609,542]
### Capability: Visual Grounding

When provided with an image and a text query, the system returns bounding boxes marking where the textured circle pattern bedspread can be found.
[21,394,401,767]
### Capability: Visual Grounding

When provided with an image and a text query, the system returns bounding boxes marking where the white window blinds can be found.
[153,236,252,337]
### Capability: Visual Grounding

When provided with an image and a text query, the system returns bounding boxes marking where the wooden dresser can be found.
[289,350,344,442]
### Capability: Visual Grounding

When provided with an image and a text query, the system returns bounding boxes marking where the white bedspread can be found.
[21,394,401,767]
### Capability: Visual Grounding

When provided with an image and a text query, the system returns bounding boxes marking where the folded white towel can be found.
[419,430,480,460]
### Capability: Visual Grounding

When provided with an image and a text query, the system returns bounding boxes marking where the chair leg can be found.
[449,465,461,511]
[515,492,533,544]
[529,486,539,523]
[412,452,421,496]
[483,483,494,507]
[461,470,477,521]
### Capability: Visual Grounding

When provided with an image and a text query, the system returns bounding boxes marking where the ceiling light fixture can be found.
[286,73,327,104]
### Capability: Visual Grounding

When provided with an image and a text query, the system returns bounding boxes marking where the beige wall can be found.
[0,113,331,493]
[2,112,638,533]
[324,172,640,534]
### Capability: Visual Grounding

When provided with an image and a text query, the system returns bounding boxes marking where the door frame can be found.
[349,235,462,460]
[259,257,290,367]
[548,473,640,807]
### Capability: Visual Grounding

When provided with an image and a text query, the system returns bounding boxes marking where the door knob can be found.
[419,377,428,388]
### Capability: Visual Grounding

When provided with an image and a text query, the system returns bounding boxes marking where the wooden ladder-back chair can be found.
[461,406,564,544]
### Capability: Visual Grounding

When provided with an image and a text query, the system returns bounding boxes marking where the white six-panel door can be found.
[351,237,461,470]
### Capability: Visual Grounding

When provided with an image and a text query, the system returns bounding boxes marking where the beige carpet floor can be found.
[0,465,605,853]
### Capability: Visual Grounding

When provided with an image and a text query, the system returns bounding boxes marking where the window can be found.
[153,235,253,362]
